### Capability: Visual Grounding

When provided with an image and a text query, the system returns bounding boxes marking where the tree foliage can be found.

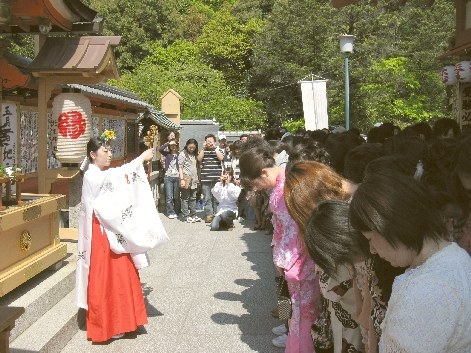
[112,40,266,130]
[86,0,183,72]
[196,9,263,90]
[7,0,455,132]
[248,0,454,131]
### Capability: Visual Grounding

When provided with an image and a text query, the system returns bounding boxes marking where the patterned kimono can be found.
[76,158,168,309]
[271,171,320,353]
[319,266,364,353]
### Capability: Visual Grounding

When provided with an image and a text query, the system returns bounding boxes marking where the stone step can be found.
[0,240,77,341]
[10,290,78,353]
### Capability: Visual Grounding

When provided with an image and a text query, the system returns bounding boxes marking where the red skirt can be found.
[86,214,148,342]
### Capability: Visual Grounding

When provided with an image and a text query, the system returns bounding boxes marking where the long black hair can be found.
[86,137,111,162]
[184,138,198,156]
[349,170,446,253]
[239,145,275,189]
[305,200,369,279]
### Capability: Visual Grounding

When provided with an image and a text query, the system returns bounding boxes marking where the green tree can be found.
[231,0,275,22]
[87,0,182,72]
[250,0,454,131]
[7,36,34,59]
[358,57,446,129]
[179,4,214,42]
[334,0,454,130]
[197,8,263,91]
[112,40,266,130]
[250,0,339,127]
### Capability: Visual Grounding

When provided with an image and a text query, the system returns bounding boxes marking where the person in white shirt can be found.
[349,171,471,353]
[210,170,241,231]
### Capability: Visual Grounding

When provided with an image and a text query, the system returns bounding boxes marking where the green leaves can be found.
[95,0,454,132]
[113,40,266,130]
[358,56,446,129]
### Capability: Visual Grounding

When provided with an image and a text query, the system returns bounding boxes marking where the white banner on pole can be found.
[300,80,328,131]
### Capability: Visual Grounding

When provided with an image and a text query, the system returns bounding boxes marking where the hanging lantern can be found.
[440,65,457,85]
[52,92,92,163]
[339,34,354,54]
[455,61,471,83]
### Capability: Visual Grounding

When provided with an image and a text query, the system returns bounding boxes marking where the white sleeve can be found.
[380,277,460,353]
[226,184,241,201]
[211,182,224,199]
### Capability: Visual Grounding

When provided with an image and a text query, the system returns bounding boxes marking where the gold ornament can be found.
[20,230,32,252]
[143,125,158,149]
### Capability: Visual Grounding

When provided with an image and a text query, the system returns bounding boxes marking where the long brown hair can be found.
[284,160,350,236]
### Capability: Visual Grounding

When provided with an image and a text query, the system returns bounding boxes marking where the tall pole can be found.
[344,54,350,131]
[339,34,354,131]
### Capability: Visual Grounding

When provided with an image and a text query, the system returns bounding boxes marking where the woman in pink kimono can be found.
[239,146,320,353]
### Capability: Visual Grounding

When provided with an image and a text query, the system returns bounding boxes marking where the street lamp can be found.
[339,34,354,130]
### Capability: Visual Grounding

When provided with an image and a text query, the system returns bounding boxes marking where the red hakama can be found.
[86,214,148,342]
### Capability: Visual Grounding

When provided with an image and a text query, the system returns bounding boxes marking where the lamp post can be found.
[339,34,354,130]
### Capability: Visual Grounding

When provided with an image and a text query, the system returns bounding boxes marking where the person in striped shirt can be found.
[197,134,225,223]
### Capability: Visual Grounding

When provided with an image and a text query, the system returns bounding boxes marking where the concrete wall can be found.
[179,120,261,147]
[179,120,220,147]
[218,130,262,143]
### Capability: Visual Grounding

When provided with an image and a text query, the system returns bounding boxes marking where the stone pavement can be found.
[60,211,285,353]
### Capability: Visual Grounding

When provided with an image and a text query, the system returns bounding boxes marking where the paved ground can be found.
[60,211,285,353]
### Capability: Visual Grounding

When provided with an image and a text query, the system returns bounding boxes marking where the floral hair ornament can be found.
[99,129,116,144]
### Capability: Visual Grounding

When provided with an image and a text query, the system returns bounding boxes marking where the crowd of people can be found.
[237,119,471,353]
[77,118,471,351]
[159,131,253,229]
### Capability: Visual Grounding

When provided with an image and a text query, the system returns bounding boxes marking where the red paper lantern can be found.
[52,93,92,163]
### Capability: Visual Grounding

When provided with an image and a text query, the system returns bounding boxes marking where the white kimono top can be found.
[75,158,169,309]
[379,243,471,353]
[211,182,241,216]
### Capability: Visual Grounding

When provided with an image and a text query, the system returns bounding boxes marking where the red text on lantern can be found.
[58,110,86,139]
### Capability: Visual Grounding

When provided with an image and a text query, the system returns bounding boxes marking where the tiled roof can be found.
[139,108,180,131]
[29,36,120,79]
[180,119,218,125]
[63,83,151,109]
[0,0,102,34]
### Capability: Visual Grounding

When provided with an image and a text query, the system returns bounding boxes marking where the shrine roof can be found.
[28,36,120,80]
[62,83,151,110]
[0,0,103,35]
[3,52,32,73]
[138,108,181,131]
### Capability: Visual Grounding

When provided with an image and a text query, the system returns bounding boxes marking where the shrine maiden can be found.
[75,131,168,342]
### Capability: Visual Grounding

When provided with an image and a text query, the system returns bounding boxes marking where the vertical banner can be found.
[460,83,471,131]
[103,118,125,159]
[300,80,329,131]
[1,103,18,168]
[20,111,39,173]
[1,103,18,194]
[47,112,61,169]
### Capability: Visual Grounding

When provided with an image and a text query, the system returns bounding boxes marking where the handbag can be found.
[276,276,292,320]
[181,174,193,189]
